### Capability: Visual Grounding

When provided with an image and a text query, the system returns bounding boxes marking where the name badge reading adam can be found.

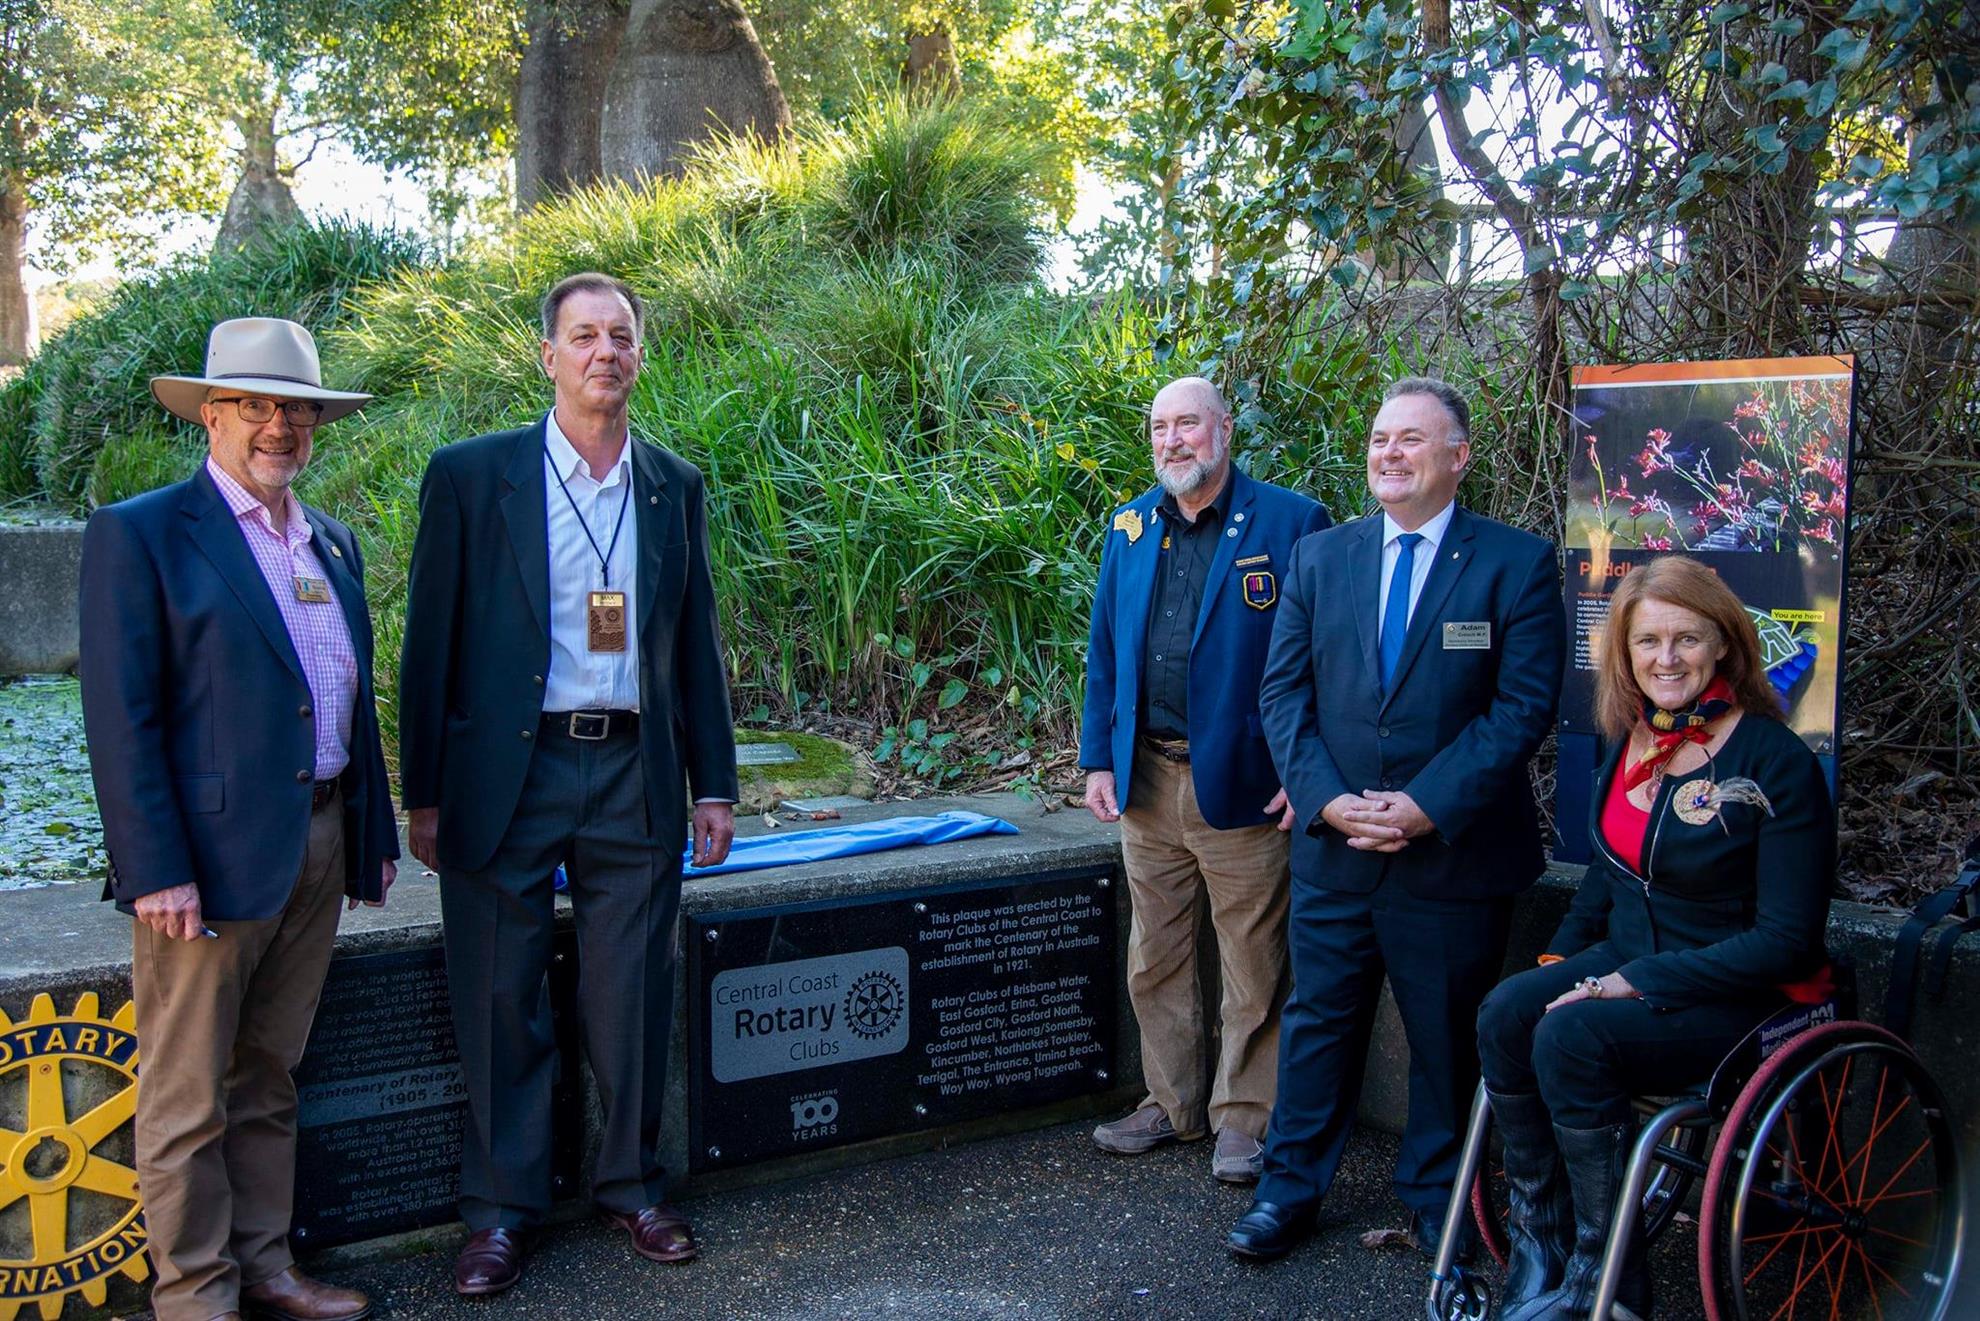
[1443,621,1491,650]
[588,591,627,653]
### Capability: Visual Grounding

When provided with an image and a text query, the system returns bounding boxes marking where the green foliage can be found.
[22,220,426,510]
[1,0,235,270]
[0,361,39,498]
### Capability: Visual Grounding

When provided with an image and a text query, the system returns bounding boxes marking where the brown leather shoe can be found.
[241,1266,370,1320]
[601,1204,699,1263]
[453,1226,534,1297]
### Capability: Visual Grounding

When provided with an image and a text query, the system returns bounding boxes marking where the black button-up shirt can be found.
[1141,474,1232,740]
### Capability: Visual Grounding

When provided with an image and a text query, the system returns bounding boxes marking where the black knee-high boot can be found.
[1488,1090,1573,1308]
[1502,1121,1651,1321]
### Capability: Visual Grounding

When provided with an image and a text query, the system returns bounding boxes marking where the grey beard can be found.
[1157,458,1216,497]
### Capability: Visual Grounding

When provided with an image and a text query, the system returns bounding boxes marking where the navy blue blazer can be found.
[1260,506,1565,899]
[397,418,740,873]
[78,466,398,920]
[1079,467,1329,830]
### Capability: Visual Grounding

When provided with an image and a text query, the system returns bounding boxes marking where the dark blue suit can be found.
[78,465,397,919]
[1256,506,1564,1219]
[1079,467,1329,828]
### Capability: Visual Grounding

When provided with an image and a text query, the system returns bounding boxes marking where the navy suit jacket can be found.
[1260,506,1565,899]
[1079,467,1330,829]
[397,418,740,873]
[78,466,398,920]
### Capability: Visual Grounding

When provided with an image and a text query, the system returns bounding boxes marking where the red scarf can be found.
[1621,676,1736,791]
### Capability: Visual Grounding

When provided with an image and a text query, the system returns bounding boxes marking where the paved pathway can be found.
[210,1122,1723,1320]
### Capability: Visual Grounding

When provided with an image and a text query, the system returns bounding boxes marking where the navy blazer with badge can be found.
[1260,505,1566,894]
[78,466,398,920]
[397,416,740,873]
[1080,466,1329,829]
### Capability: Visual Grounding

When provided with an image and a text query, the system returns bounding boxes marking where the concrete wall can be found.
[0,522,83,674]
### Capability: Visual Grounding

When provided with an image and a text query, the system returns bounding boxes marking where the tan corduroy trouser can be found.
[1118,746,1291,1140]
[132,792,345,1321]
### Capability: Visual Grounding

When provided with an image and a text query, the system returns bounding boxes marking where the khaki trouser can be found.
[1118,746,1291,1140]
[133,791,346,1321]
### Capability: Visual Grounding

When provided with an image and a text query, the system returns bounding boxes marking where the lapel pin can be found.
[649,495,658,504]
[1225,527,1237,538]
[1451,551,1460,560]
[1234,512,1245,523]
[329,545,343,559]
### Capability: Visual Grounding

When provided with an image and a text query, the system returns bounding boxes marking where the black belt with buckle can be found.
[310,780,338,810]
[1142,735,1191,764]
[544,710,640,741]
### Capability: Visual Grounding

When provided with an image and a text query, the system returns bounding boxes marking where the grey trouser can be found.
[440,724,682,1229]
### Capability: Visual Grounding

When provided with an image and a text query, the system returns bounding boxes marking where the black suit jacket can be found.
[1548,715,1834,1010]
[397,417,739,872]
[1260,506,1566,900]
[78,466,398,920]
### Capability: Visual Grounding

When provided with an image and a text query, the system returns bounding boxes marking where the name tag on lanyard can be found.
[588,591,628,653]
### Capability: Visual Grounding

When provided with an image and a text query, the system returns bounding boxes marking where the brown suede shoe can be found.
[241,1266,370,1320]
[453,1226,534,1297]
[601,1204,699,1263]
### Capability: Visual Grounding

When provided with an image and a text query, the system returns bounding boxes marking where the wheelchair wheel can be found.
[1426,1266,1492,1321]
[1699,1021,1964,1321]
[1470,1102,1706,1267]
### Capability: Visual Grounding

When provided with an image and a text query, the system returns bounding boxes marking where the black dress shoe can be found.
[1228,1200,1315,1260]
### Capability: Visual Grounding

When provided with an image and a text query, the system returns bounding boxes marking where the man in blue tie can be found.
[1229,377,1566,1261]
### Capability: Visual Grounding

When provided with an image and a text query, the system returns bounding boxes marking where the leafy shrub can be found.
[27,220,426,512]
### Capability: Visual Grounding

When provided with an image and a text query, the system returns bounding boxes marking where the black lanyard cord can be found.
[550,449,632,587]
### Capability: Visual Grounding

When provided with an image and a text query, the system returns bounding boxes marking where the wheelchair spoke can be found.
[1857,1136,1933,1214]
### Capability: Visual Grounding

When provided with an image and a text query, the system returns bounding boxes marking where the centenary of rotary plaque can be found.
[687,867,1119,1171]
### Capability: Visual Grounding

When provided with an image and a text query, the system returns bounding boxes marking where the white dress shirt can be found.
[542,410,641,712]
[1377,500,1458,634]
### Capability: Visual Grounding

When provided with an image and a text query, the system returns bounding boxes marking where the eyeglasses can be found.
[209,397,325,425]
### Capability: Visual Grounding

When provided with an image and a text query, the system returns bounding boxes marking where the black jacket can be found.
[79,467,398,919]
[1548,712,1835,1009]
[397,418,740,872]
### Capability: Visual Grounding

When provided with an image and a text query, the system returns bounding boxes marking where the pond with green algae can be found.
[0,676,105,888]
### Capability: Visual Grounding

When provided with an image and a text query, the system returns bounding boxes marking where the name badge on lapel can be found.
[1443,621,1491,649]
[588,591,628,653]
[1242,570,1277,610]
[293,576,332,604]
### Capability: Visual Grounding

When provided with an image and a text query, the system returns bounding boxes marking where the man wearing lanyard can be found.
[399,273,740,1297]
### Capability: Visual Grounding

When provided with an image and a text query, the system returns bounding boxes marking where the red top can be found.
[1600,744,1651,873]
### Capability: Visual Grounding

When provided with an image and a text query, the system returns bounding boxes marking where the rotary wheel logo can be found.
[0,994,149,1320]
[843,971,903,1041]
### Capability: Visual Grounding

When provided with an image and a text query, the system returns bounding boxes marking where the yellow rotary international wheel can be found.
[0,993,148,1320]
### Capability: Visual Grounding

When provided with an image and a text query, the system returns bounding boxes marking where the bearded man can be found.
[1076,376,1330,1183]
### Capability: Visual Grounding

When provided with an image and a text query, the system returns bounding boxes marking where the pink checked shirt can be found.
[206,458,359,780]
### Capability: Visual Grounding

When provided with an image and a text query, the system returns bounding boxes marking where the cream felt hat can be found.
[150,317,372,425]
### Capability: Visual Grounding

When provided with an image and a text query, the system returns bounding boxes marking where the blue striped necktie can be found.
[1380,532,1424,688]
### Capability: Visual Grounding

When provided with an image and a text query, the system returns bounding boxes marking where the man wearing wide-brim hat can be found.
[78,317,397,1321]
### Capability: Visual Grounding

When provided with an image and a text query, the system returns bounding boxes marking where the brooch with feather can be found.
[1671,777,1774,828]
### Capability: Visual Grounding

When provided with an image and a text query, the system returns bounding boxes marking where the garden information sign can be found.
[1555,356,1855,860]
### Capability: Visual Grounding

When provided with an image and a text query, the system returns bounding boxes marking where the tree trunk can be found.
[0,174,34,368]
[1676,6,1834,355]
[215,107,299,254]
[517,0,631,207]
[1383,95,1449,282]
[901,29,960,99]
[596,0,791,184]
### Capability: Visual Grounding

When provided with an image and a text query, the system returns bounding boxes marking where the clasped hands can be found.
[1322,790,1435,851]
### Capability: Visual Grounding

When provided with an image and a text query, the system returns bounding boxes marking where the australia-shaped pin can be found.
[1112,508,1144,543]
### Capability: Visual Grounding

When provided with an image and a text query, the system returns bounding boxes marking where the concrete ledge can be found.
[0,522,83,675]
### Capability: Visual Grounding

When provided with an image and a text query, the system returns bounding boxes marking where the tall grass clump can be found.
[23,220,426,511]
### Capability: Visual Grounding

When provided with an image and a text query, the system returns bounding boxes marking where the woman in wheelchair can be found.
[1474,555,1834,1321]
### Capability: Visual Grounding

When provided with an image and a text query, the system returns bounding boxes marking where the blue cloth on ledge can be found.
[552,810,1021,889]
